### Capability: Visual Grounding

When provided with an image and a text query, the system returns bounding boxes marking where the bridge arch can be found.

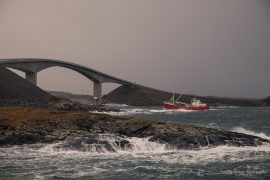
[0,58,133,105]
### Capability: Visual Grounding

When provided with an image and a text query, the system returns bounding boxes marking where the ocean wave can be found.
[92,107,202,116]
[230,127,270,140]
[216,106,241,108]
[38,135,169,154]
[157,144,270,165]
[104,103,128,108]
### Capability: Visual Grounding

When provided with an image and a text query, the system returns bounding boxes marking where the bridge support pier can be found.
[93,82,102,106]
[25,72,37,86]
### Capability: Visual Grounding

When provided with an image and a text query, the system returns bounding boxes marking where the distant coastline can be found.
[102,85,270,107]
[47,87,270,107]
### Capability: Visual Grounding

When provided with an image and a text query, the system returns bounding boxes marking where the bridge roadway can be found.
[0,58,133,105]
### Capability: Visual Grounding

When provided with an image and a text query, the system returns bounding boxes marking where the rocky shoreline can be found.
[0,107,269,152]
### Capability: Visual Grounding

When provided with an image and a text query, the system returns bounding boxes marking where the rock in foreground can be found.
[0,107,268,151]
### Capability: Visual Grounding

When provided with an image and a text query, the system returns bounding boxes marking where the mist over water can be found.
[1,106,270,179]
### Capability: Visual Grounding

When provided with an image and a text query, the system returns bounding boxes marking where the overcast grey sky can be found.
[0,0,269,98]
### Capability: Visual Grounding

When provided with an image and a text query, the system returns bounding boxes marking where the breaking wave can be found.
[230,127,270,140]
[104,103,128,108]
[38,135,169,154]
[92,107,210,116]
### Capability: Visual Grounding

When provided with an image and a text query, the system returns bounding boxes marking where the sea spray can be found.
[230,127,270,140]
[38,134,169,153]
[92,107,199,116]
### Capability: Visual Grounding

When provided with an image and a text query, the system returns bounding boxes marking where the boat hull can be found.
[163,102,209,110]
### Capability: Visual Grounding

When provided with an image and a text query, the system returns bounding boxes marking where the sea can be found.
[0,106,270,180]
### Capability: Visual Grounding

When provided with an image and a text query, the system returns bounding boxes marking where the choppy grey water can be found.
[1,106,270,180]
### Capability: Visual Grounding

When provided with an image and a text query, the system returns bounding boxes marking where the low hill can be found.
[103,85,172,106]
[103,85,264,107]
[0,67,59,105]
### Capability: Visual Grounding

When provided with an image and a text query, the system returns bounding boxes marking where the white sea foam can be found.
[91,108,152,116]
[91,107,199,116]
[230,127,270,140]
[37,135,169,154]
[156,144,270,165]
[217,106,241,109]
[104,103,128,108]
[149,109,194,113]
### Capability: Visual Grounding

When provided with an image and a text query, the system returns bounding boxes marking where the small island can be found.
[0,106,269,152]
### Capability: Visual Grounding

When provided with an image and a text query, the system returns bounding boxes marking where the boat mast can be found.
[175,94,183,102]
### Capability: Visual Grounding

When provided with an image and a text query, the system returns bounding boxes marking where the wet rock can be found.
[75,118,96,130]
[0,122,10,131]
[115,140,133,150]
[146,126,269,150]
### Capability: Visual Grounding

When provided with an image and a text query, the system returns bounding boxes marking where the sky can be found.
[0,0,269,98]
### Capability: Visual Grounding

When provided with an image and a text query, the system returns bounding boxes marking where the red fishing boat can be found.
[163,93,209,110]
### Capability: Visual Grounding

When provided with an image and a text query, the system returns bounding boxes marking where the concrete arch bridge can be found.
[0,58,133,105]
